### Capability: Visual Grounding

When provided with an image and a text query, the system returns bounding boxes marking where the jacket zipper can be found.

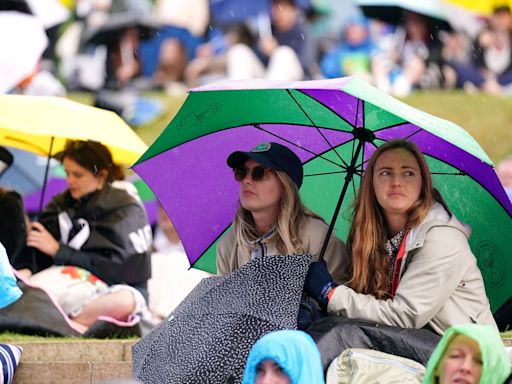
[348,350,424,375]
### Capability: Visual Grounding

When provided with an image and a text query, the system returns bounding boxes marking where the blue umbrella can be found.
[0,146,64,196]
[210,0,311,24]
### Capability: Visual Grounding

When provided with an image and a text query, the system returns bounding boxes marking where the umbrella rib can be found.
[253,123,347,169]
[285,89,350,168]
[304,171,346,177]
[371,121,415,133]
[404,128,424,140]
[430,171,466,176]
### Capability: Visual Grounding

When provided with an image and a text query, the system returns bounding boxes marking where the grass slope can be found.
[78,90,512,165]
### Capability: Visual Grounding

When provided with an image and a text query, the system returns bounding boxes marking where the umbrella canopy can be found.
[0,94,148,165]
[0,11,48,94]
[133,76,512,313]
[209,0,311,25]
[357,0,452,30]
[132,254,310,383]
[0,146,67,214]
[82,0,158,47]
[0,146,64,196]
[441,0,512,16]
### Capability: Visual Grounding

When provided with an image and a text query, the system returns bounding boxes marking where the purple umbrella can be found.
[133,76,512,314]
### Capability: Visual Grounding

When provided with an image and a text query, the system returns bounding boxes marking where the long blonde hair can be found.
[233,170,323,254]
[346,140,441,299]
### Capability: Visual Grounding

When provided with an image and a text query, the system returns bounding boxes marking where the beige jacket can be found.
[328,203,497,335]
[216,216,349,284]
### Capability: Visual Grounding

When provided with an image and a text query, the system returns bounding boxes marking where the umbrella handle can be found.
[318,139,364,261]
[38,136,54,216]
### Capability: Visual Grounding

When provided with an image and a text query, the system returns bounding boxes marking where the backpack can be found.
[326,348,426,384]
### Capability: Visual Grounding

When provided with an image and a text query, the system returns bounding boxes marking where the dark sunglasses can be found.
[233,166,272,182]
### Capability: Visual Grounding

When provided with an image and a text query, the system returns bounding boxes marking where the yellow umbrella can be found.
[0,94,148,165]
[442,0,512,16]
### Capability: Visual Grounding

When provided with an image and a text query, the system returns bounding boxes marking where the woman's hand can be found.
[26,222,60,257]
[304,260,337,309]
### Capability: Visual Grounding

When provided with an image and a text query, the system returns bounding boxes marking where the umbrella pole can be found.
[318,139,364,261]
[38,136,55,216]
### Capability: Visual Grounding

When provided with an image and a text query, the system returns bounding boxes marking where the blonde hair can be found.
[346,140,444,299]
[233,171,323,254]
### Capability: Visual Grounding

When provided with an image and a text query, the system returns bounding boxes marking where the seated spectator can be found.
[497,156,512,201]
[152,37,188,92]
[23,140,152,332]
[320,14,375,81]
[242,330,325,384]
[184,23,254,87]
[447,6,512,95]
[148,203,209,321]
[226,0,315,81]
[372,11,444,96]
[13,62,67,96]
[305,140,496,336]
[423,323,511,384]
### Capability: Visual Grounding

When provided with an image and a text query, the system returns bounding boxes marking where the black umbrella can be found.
[132,254,311,383]
[82,0,158,47]
[357,0,453,31]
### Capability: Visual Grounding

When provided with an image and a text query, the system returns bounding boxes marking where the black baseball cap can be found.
[227,142,303,188]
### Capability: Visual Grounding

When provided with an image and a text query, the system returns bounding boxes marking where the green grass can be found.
[0,332,71,342]
[404,90,512,164]
[67,89,512,165]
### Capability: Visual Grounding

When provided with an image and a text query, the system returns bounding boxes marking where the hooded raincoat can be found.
[328,203,497,334]
[423,323,511,383]
[242,330,325,384]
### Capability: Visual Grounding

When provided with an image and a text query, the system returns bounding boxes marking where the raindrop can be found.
[301,33,304,40]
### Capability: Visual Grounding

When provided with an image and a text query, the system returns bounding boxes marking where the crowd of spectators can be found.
[2,0,512,103]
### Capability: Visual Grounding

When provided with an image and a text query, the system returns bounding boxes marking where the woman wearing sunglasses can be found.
[24,140,151,332]
[304,139,496,337]
[217,142,348,301]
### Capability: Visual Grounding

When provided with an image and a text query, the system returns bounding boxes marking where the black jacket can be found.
[36,186,151,288]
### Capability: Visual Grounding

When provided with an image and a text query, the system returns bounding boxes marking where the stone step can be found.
[12,340,137,384]
[14,361,132,384]
[15,340,135,363]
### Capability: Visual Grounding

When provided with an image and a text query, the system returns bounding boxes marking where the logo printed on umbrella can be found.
[177,103,222,130]
[476,240,505,288]
[252,143,271,152]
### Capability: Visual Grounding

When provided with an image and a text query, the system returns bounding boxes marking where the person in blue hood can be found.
[320,14,376,80]
[242,330,325,384]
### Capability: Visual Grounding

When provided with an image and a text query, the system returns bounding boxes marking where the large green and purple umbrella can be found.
[133,77,512,313]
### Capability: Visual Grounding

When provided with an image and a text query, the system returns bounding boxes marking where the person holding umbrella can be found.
[304,139,497,335]
[24,140,151,332]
